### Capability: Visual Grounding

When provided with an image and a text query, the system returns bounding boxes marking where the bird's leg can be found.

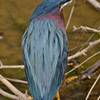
[56,91,60,100]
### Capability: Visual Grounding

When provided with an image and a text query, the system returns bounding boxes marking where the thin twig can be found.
[65,51,100,76]
[79,33,95,50]
[66,0,75,30]
[69,33,95,52]
[87,0,100,11]
[81,60,100,80]
[6,77,27,84]
[0,65,24,69]
[0,74,28,99]
[73,26,100,33]
[85,74,100,100]
[97,95,100,100]
[0,60,3,66]
[0,74,24,95]
[68,39,100,61]
[0,88,18,100]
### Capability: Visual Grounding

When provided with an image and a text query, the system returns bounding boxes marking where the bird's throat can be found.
[37,10,65,30]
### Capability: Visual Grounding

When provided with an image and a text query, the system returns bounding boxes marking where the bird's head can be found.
[31,0,72,19]
[44,0,72,7]
[44,0,71,3]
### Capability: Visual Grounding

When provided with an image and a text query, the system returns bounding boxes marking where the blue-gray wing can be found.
[22,19,68,100]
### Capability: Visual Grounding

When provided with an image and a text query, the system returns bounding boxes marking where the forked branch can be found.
[68,39,100,61]
[0,89,18,100]
[0,74,31,100]
[73,26,100,33]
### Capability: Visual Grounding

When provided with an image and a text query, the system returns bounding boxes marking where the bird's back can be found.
[22,12,68,100]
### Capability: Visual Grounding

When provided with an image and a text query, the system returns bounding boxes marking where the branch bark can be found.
[0,89,18,100]
[65,51,100,76]
[73,26,100,33]
[0,65,24,69]
[0,74,23,96]
[0,74,30,100]
[66,0,75,30]
[68,39,100,61]
[6,77,27,84]
[80,60,100,80]
[87,0,100,11]
[97,96,100,100]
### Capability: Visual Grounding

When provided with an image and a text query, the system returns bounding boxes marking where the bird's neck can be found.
[48,11,65,30]
[49,7,60,14]
[30,2,65,29]
[35,9,65,30]
[31,2,61,20]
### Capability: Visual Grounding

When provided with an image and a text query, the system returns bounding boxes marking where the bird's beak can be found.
[60,0,73,11]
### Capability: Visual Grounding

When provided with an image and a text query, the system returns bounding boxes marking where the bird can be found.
[22,0,71,100]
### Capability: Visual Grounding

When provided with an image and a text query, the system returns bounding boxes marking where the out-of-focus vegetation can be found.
[0,0,100,100]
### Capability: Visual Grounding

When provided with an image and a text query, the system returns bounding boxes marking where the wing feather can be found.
[22,19,68,100]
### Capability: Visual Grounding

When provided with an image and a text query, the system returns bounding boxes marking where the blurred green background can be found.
[0,0,100,100]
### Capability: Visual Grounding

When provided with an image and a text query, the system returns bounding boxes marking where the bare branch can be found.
[81,60,100,80]
[85,74,100,100]
[0,65,24,69]
[0,74,23,96]
[87,0,100,11]
[0,60,3,66]
[0,88,18,100]
[6,77,27,84]
[0,75,23,95]
[97,96,100,100]
[0,74,30,100]
[0,36,3,40]
[66,0,75,30]
[69,33,95,52]
[68,39,100,61]
[65,51,100,76]
[73,26,100,33]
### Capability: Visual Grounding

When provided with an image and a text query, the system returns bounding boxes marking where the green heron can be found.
[22,0,71,99]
